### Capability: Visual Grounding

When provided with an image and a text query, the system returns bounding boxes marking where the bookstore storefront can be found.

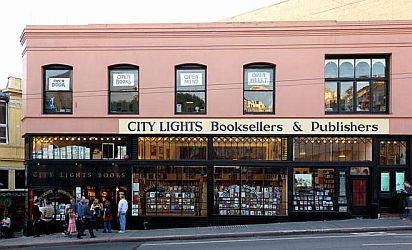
[25,118,411,228]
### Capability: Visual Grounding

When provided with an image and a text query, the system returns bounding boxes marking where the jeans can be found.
[119,212,126,231]
[407,197,412,217]
[103,221,112,232]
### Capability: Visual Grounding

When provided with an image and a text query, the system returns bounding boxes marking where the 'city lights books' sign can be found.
[48,78,70,91]
[113,73,135,87]
[119,119,390,135]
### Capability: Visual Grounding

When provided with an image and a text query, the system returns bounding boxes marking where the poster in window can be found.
[112,73,135,87]
[350,167,370,176]
[295,174,312,188]
[247,71,271,86]
[180,72,203,86]
[381,172,390,192]
[395,172,405,192]
[48,78,71,91]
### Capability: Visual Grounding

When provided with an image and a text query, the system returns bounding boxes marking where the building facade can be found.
[0,77,25,232]
[21,21,412,230]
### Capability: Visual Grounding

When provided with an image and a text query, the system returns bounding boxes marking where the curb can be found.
[1,226,411,249]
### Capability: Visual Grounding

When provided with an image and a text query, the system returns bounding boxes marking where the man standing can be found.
[42,200,55,235]
[117,194,128,233]
[402,181,412,218]
[77,199,96,239]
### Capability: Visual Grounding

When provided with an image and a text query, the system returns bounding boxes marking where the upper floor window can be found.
[243,64,275,114]
[109,65,139,114]
[0,170,8,190]
[324,57,388,114]
[175,65,206,114]
[43,65,73,114]
[0,100,7,143]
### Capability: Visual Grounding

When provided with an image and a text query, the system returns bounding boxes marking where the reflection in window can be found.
[324,82,337,112]
[355,59,371,78]
[176,65,206,114]
[15,170,25,189]
[356,82,370,111]
[214,166,287,216]
[293,137,373,161]
[324,57,388,114]
[109,65,139,114]
[243,64,275,114]
[293,168,335,211]
[31,136,127,160]
[43,65,73,114]
[133,166,207,216]
[0,101,7,143]
[379,140,407,165]
[339,60,354,78]
[340,82,353,112]
[324,60,338,78]
[213,137,287,160]
[138,137,208,160]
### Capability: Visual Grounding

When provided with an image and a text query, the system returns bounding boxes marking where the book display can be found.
[146,182,199,216]
[293,168,335,211]
[216,184,283,216]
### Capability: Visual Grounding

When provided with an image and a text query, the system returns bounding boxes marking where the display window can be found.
[214,166,287,216]
[132,166,207,216]
[379,140,407,165]
[31,188,75,222]
[138,137,207,160]
[213,137,287,160]
[43,65,73,114]
[175,65,206,114]
[293,168,336,211]
[109,65,139,114]
[293,137,372,161]
[31,136,127,160]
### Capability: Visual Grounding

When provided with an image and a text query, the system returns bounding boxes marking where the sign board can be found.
[113,73,135,87]
[119,119,390,135]
[48,78,70,91]
[247,71,271,86]
[180,73,203,86]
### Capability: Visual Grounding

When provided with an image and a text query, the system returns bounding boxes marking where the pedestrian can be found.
[32,199,42,237]
[41,200,55,235]
[91,198,102,231]
[102,200,113,233]
[77,199,96,239]
[66,209,77,238]
[0,213,11,238]
[402,181,412,218]
[117,194,128,233]
[64,198,76,235]
[76,197,85,230]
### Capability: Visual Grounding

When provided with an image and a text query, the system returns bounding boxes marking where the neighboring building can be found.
[0,77,25,232]
[225,0,412,22]
[21,20,412,230]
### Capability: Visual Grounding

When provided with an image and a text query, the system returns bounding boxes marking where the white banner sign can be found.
[113,73,135,87]
[180,73,203,86]
[48,78,70,91]
[119,119,389,135]
[247,71,271,86]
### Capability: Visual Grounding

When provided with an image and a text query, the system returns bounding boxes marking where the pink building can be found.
[21,20,412,230]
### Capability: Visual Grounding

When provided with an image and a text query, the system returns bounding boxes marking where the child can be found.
[67,209,77,237]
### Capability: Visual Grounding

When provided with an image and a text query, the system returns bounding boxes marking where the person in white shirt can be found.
[117,195,128,233]
[1,214,11,238]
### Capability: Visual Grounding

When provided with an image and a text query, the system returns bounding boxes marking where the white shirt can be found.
[2,217,10,228]
[118,198,128,213]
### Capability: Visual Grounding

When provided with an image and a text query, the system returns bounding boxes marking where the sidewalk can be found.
[1,218,411,249]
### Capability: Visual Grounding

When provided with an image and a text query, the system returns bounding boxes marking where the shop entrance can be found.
[84,186,127,206]
[350,177,369,217]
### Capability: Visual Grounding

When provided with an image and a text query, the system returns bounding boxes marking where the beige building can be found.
[0,77,25,231]
[225,0,412,22]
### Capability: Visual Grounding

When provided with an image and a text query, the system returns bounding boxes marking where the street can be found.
[8,231,412,250]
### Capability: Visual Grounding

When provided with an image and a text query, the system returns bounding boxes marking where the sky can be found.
[0,0,281,89]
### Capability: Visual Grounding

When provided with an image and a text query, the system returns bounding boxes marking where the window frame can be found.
[0,100,8,144]
[175,64,207,115]
[243,63,276,115]
[108,64,139,114]
[43,64,73,114]
[324,56,389,114]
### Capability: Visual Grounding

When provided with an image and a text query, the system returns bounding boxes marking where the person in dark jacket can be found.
[77,199,96,239]
[32,199,42,237]
[402,181,412,218]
